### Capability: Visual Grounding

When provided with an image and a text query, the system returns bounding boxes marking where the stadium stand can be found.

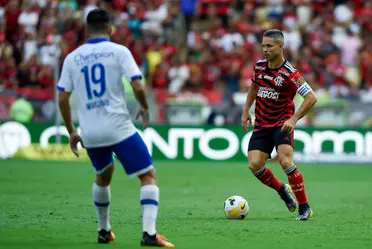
[0,0,371,126]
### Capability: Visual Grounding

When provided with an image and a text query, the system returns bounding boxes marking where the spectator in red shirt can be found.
[4,0,21,44]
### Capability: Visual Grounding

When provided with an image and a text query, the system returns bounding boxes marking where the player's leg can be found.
[138,169,159,239]
[248,129,283,192]
[248,129,297,212]
[86,146,116,243]
[113,132,174,247]
[275,129,312,220]
[138,170,173,247]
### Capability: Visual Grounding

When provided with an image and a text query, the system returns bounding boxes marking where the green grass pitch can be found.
[1,159,372,249]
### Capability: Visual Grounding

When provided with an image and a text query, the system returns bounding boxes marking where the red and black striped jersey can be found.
[251,59,302,128]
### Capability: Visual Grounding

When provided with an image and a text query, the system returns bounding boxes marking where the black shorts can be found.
[248,127,294,155]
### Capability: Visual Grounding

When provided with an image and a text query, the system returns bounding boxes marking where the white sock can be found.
[140,185,159,236]
[93,183,111,231]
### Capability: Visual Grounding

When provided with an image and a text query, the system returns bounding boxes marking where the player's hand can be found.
[281,118,297,133]
[136,108,149,129]
[241,111,252,132]
[69,131,84,157]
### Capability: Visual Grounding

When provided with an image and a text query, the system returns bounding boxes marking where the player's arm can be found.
[292,80,317,122]
[121,47,150,128]
[243,82,259,112]
[57,59,76,135]
[241,73,259,131]
[131,78,150,128]
[58,91,84,156]
[120,47,149,110]
[282,76,317,133]
[131,79,149,110]
[57,58,83,156]
[58,91,76,134]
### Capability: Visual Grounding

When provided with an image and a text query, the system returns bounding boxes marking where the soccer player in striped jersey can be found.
[241,29,318,220]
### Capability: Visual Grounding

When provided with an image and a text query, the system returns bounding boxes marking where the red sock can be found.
[254,167,283,191]
[285,166,308,205]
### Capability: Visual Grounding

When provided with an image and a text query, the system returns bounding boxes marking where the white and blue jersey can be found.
[57,38,141,148]
[57,37,153,176]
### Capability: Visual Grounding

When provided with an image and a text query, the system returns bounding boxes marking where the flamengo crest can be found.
[274,76,284,86]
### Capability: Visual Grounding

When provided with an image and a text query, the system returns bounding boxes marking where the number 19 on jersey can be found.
[81,63,107,100]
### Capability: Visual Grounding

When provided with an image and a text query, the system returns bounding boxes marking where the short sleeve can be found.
[57,58,74,92]
[289,70,312,97]
[251,65,256,84]
[120,47,143,82]
[288,70,302,89]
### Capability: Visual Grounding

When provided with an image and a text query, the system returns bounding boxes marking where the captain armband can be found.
[297,82,312,97]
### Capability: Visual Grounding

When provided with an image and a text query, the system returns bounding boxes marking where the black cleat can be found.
[297,204,313,221]
[98,229,115,244]
[141,232,175,247]
[278,184,297,212]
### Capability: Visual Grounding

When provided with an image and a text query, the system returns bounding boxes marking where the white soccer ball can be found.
[224,195,249,219]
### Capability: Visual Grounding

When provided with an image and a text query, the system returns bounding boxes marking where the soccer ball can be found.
[224,195,249,219]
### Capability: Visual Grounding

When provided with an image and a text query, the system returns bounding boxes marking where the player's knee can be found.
[248,159,265,173]
[96,165,114,186]
[278,156,293,170]
[96,175,111,187]
[138,168,157,185]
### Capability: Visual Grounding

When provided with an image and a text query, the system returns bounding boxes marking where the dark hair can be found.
[263,29,284,43]
[86,9,110,34]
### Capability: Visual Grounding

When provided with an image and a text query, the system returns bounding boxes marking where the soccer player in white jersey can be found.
[57,9,174,247]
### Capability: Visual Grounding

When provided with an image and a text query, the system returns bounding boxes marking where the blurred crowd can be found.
[0,0,371,105]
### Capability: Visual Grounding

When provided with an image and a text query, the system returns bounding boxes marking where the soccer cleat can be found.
[278,183,297,212]
[296,204,313,221]
[141,232,175,247]
[98,229,115,244]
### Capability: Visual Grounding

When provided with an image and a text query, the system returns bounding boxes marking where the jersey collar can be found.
[85,37,110,44]
[267,60,287,70]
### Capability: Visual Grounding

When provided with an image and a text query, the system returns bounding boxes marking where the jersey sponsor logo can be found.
[274,76,284,87]
[257,87,279,100]
[278,69,289,76]
[263,75,273,80]
[74,52,114,66]
[255,66,266,70]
